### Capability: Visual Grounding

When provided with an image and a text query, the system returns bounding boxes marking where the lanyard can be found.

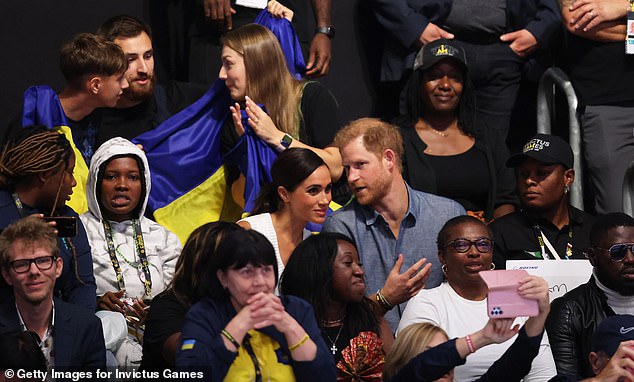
[102,219,152,298]
[242,333,263,382]
[533,224,573,260]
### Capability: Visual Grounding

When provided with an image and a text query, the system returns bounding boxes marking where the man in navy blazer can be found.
[0,217,105,369]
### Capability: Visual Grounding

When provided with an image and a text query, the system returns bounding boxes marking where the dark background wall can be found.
[317,0,381,125]
[0,1,380,129]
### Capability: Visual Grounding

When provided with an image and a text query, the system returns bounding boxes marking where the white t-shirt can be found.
[398,282,556,382]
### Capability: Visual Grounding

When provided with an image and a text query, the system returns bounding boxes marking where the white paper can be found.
[506,260,593,302]
[236,0,267,9]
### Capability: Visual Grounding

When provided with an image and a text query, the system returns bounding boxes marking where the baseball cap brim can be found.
[506,151,567,168]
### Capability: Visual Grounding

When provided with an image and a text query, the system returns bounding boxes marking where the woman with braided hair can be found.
[0,125,96,311]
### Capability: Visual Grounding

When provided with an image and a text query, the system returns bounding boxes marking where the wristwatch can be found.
[280,133,293,150]
[315,26,336,39]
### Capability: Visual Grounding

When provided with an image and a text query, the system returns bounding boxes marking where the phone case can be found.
[479,269,539,318]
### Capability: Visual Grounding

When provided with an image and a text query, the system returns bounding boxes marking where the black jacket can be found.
[399,125,517,221]
[545,276,615,379]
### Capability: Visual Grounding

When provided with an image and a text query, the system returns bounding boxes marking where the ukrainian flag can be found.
[21,85,89,214]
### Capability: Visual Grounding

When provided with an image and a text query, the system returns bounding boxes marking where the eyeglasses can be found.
[8,256,57,274]
[445,238,493,253]
[596,243,634,262]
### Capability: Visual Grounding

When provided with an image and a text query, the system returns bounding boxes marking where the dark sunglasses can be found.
[445,238,493,253]
[596,243,634,262]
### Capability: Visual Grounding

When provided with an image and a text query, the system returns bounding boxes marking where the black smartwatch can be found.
[315,26,335,39]
[280,133,293,150]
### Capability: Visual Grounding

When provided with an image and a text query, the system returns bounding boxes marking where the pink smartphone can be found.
[479,270,539,318]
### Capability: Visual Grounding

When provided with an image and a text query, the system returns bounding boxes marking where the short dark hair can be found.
[170,221,241,308]
[198,229,277,300]
[0,217,58,266]
[97,15,152,41]
[59,33,127,88]
[590,212,634,247]
[436,215,491,251]
[251,148,328,214]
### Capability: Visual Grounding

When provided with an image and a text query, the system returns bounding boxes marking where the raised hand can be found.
[381,255,431,306]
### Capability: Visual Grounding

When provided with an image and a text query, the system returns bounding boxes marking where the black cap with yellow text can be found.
[413,38,468,72]
[506,133,573,169]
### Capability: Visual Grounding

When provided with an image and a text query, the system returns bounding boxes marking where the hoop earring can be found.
[441,264,448,274]
[490,263,495,270]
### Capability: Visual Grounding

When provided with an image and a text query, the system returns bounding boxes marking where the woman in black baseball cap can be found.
[490,133,595,268]
[394,39,517,222]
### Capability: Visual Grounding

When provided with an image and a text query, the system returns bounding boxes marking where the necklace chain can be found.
[417,120,450,137]
[321,315,346,327]
[429,127,449,137]
[324,323,344,355]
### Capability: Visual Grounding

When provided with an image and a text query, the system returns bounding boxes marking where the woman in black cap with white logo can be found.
[394,38,517,223]
[490,133,595,268]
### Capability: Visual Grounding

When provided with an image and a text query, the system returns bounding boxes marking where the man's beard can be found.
[123,73,155,103]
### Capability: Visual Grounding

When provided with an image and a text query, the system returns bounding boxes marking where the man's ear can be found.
[588,351,609,375]
[89,76,101,95]
[586,247,597,266]
[1,267,12,286]
[54,256,63,279]
[383,149,396,171]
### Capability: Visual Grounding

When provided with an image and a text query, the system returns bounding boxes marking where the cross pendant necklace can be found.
[324,324,344,355]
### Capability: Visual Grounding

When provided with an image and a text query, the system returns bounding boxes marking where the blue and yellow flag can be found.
[21,85,89,214]
[133,11,308,243]
[133,81,240,242]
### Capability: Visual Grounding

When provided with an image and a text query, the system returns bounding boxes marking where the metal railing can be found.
[536,67,584,211]
[623,162,634,216]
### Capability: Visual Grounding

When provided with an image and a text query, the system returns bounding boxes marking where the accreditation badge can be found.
[627,9,634,54]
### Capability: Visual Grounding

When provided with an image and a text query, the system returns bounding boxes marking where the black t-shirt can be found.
[92,81,207,146]
[490,206,595,269]
[140,290,187,371]
[567,34,634,105]
[423,145,491,213]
